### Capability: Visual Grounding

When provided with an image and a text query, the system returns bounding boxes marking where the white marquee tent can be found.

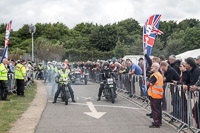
[176,48,200,61]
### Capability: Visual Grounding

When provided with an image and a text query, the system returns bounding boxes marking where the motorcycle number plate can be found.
[109,85,113,87]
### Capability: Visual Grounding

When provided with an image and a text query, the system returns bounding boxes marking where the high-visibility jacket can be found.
[38,65,43,70]
[55,67,58,73]
[148,72,163,99]
[0,63,8,80]
[58,69,70,83]
[51,65,54,71]
[15,63,26,79]
[47,65,51,71]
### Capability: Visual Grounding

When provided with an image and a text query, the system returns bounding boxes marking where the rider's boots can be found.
[52,96,57,103]
[97,97,101,101]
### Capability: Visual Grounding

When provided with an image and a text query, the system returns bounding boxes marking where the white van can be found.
[123,55,153,65]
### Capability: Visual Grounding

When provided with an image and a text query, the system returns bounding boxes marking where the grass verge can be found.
[0,83,36,133]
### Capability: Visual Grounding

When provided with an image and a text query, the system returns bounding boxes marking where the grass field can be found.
[0,83,36,133]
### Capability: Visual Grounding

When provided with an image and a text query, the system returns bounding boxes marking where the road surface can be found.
[35,81,177,133]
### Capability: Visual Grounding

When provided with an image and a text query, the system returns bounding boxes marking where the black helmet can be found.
[103,62,110,67]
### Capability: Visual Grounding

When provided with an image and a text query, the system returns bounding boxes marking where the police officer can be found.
[147,63,163,128]
[0,59,10,101]
[15,60,26,97]
[53,63,76,103]
[97,62,116,101]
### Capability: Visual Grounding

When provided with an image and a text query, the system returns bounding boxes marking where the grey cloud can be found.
[0,0,199,31]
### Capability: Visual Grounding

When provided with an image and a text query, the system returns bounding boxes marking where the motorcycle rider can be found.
[97,61,116,101]
[53,63,76,103]
[36,62,43,79]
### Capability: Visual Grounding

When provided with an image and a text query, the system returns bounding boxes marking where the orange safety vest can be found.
[64,61,68,69]
[148,72,163,99]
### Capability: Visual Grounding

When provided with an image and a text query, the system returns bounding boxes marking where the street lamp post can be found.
[29,25,36,62]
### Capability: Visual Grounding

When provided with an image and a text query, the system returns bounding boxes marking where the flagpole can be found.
[143,27,147,95]
[1,20,12,63]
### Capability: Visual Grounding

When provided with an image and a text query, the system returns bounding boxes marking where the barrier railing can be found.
[87,69,200,133]
[5,71,34,95]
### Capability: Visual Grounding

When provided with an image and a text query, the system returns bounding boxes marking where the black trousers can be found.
[150,97,162,126]
[54,83,75,101]
[0,80,8,100]
[16,79,25,96]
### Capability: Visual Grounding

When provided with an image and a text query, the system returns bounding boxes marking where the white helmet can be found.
[65,59,68,62]
[47,61,51,64]
[61,63,67,69]
[53,61,57,65]
[57,62,61,66]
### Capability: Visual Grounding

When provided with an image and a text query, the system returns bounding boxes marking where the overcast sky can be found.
[0,0,199,31]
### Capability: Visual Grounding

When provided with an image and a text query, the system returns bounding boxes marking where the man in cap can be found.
[15,60,26,97]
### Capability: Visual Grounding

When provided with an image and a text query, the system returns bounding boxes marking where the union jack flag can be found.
[142,15,163,96]
[1,20,12,63]
[143,15,163,56]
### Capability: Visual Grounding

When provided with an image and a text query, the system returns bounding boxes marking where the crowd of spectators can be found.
[0,59,34,101]
[75,54,200,129]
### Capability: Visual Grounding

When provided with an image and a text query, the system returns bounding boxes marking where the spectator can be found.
[173,62,190,85]
[183,57,200,91]
[138,58,144,69]
[159,55,166,62]
[173,62,190,125]
[160,61,180,82]
[147,63,163,128]
[126,59,142,75]
[9,59,15,73]
[168,55,181,75]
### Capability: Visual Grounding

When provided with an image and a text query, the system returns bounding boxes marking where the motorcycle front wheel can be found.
[111,88,115,104]
[65,93,68,105]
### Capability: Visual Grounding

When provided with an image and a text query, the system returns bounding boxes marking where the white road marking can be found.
[82,97,94,101]
[84,102,106,119]
[70,102,140,110]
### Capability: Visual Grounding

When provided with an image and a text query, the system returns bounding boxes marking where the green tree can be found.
[114,39,128,58]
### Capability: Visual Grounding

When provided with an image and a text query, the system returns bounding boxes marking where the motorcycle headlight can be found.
[107,78,113,84]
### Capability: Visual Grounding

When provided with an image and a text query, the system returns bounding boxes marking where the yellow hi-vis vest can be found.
[58,69,70,83]
[55,67,58,73]
[15,63,26,79]
[0,63,8,80]
[38,65,43,70]
[148,72,164,99]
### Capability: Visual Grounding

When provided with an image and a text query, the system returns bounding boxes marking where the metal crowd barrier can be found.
[189,90,200,133]
[87,69,200,133]
[6,71,34,94]
[7,73,15,93]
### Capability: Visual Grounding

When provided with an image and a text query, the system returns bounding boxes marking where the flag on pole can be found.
[142,15,163,96]
[1,20,12,63]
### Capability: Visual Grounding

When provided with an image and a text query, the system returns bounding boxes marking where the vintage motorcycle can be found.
[57,78,71,105]
[102,77,116,104]
[70,68,88,85]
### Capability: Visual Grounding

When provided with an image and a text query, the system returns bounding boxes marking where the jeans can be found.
[54,83,75,101]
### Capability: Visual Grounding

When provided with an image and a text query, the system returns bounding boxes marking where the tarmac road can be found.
[35,81,177,133]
